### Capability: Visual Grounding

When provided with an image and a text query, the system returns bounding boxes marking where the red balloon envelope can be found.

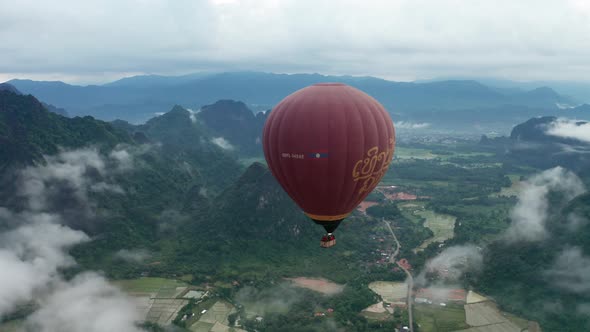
[262,83,396,243]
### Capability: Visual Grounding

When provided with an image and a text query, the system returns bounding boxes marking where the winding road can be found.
[383,218,414,332]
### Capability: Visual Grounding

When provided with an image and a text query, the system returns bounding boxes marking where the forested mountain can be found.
[0,87,370,285]
[0,89,130,170]
[6,72,574,126]
[197,100,267,156]
[479,191,590,331]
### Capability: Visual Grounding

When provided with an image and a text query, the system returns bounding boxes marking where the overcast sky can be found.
[1,0,589,84]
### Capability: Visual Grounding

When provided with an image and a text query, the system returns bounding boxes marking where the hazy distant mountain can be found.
[487,116,590,171]
[6,72,575,125]
[572,103,590,115]
[421,77,590,104]
[103,72,215,88]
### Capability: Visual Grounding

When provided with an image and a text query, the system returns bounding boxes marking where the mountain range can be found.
[6,72,580,131]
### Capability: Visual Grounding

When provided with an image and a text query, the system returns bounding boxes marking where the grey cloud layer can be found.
[1,0,590,82]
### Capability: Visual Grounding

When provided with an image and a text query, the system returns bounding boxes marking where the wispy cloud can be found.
[546,118,590,143]
[416,245,483,286]
[545,247,590,295]
[26,272,144,332]
[503,167,586,243]
[211,137,235,150]
[187,108,201,123]
[114,249,151,263]
[0,147,144,330]
[395,121,431,130]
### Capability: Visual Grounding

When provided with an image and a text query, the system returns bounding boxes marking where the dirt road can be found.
[383,218,414,332]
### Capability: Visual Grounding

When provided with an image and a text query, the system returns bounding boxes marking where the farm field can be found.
[466,291,488,304]
[189,300,240,332]
[414,304,469,332]
[114,277,188,297]
[285,277,344,295]
[0,320,23,332]
[361,301,392,321]
[368,281,408,303]
[114,277,190,324]
[491,174,522,198]
[458,301,524,332]
[398,204,456,251]
[416,210,456,250]
[394,147,494,161]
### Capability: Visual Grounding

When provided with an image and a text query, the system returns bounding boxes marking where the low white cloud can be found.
[546,118,590,143]
[416,245,483,285]
[110,148,134,171]
[187,108,201,123]
[503,167,586,243]
[114,249,151,263]
[395,121,431,129]
[17,148,128,216]
[545,247,590,295]
[26,273,144,332]
[0,221,88,316]
[0,147,144,330]
[211,137,235,150]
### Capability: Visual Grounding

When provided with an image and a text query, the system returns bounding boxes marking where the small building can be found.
[397,258,412,270]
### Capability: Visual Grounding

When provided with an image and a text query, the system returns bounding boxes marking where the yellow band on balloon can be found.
[305,212,350,221]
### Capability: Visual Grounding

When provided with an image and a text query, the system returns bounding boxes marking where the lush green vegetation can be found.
[4,90,590,331]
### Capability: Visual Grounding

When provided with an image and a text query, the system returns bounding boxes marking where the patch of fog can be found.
[235,283,304,317]
[416,245,483,286]
[555,102,576,110]
[157,209,189,235]
[186,108,201,123]
[545,247,590,295]
[503,167,586,243]
[114,249,151,263]
[211,137,235,150]
[25,273,144,332]
[0,148,144,331]
[396,121,431,129]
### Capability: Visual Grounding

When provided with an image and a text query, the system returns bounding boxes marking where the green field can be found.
[415,210,456,250]
[395,147,439,160]
[394,147,494,161]
[491,174,522,198]
[238,157,266,167]
[114,277,187,296]
[414,304,469,332]
[0,320,23,332]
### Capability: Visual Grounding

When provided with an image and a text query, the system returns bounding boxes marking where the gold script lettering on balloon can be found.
[352,139,395,195]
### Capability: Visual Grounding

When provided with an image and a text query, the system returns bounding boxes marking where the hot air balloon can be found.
[262,83,395,248]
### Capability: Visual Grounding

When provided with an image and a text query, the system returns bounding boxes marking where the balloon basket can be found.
[320,233,336,248]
